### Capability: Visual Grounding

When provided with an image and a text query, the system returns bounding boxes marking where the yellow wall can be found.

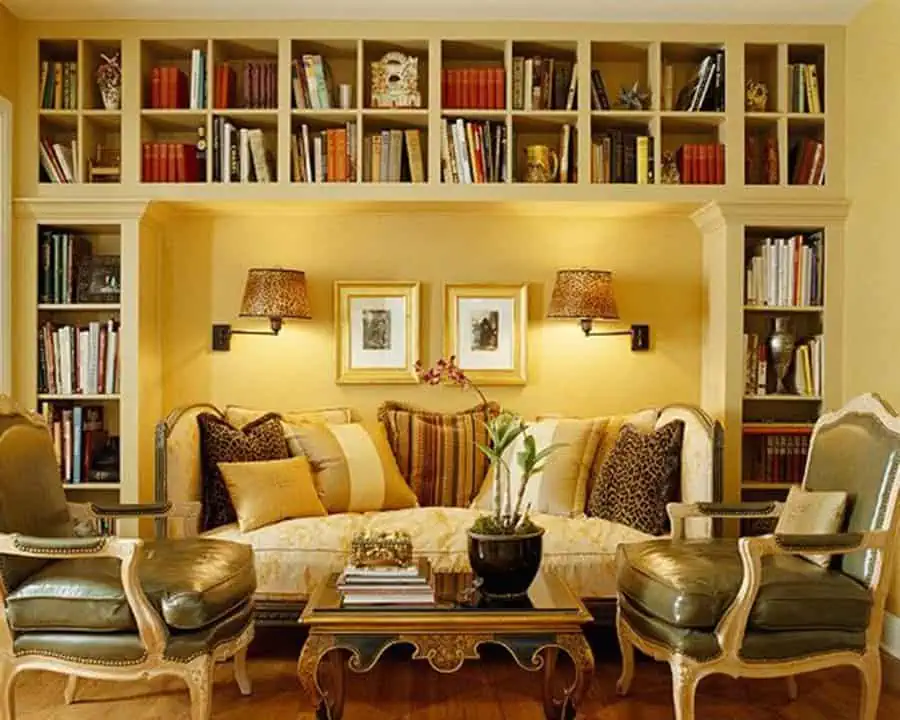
[847,0,900,615]
[0,5,16,103]
[160,206,702,421]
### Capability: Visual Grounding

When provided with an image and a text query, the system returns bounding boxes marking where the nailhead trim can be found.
[13,537,108,555]
[14,649,147,666]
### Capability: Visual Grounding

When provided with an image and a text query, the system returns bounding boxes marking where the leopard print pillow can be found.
[197,412,289,531]
[587,420,684,536]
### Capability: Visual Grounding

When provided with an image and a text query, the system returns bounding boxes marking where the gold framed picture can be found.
[443,283,528,386]
[335,281,420,384]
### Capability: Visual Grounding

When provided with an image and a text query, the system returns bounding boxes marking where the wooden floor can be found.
[10,628,900,719]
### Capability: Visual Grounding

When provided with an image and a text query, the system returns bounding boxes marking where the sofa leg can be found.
[185,658,213,720]
[0,661,15,720]
[64,675,78,705]
[234,646,252,696]
[785,675,798,701]
[615,609,635,697]
[859,652,881,720]
[670,658,697,720]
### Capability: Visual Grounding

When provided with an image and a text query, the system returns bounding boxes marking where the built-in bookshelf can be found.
[35,223,122,495]
[739,224,827,533]
[23,27,839,198]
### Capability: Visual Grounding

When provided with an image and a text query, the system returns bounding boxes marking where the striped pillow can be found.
[472,417,605,517]
[378,402,500,507]
[286,422,417,513]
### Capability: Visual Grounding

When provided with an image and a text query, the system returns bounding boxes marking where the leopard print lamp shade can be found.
[239,268,312,329]
[547,269,620,321]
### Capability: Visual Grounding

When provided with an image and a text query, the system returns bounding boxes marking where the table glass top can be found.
[307,569,583,615]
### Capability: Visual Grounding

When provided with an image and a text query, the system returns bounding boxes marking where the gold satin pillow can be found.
[285,422,418,513]
[218,456,327,532]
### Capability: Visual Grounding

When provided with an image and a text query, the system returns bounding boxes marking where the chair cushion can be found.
[617,539,872,632]
[619,595,867,662]
[7,538,255,633]
[14,600,254,664]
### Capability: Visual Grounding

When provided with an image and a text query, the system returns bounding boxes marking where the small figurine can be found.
[661,151,681,185]
[617,81,652,111]
[745,79,769,112]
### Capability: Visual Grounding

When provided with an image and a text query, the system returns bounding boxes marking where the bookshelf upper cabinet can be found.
[24,22,842,200]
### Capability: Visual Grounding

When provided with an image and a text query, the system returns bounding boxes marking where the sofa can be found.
[154,403,722,625]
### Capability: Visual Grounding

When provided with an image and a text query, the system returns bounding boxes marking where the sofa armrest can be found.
[667,501,783,540]
[0,533,167,656]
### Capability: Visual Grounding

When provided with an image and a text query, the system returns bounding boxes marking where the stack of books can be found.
[338,558,435,606]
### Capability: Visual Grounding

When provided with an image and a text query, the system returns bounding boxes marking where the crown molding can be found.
[14,198,153,222]
[691,199,851,234]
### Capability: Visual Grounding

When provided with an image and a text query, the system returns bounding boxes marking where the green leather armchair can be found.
[615,393,900,720]
[0,397,256,720]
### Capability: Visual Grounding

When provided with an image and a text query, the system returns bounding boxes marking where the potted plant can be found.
[416,357,562,598]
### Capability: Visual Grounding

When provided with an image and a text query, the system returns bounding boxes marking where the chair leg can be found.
[859,652,882,720]
[670,658,698,720]
[64,676,78,705]
[786,675,798,701]
[185,659,213,720]
[615,609,635,697]
[0,661,15,720]
[234,646,251,696]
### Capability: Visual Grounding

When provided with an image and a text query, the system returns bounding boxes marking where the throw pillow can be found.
[378,401,500,507]
[285,422,417,513]
[218,456,326,533]
[587,420,684,535]
[197,412,289,531]
[224,405,354,434]
[774,486,848,568]
[587,409,659,503]
[471,417,605,517]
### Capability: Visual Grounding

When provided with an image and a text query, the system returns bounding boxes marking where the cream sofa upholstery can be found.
[155,403,721,618]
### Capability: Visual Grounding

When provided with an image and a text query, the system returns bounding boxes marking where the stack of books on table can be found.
[338,558,435,607]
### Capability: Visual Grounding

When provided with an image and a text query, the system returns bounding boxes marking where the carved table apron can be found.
[297,629,595,719]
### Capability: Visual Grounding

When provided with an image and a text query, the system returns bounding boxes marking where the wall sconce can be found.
[212,268,311,351]
[547,269,650,351]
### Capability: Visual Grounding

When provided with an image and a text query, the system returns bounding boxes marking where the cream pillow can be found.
[218,456,326,532]
[471,417,605,517]
[285,422,418,513]
[774,486,848,567]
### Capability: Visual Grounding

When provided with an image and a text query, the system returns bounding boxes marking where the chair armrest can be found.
[667,501,783,540]
[68,501,201,538]
[0,533,168,657]
[714,530,888,660]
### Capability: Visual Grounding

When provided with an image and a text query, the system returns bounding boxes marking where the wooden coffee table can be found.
[297,569,595,719]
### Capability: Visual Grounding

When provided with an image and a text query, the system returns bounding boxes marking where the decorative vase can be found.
[467,527,544,599]
[768,317,795,394]
[96,53,122,111]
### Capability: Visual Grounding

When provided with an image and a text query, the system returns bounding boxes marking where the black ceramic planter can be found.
[467,527,544,598]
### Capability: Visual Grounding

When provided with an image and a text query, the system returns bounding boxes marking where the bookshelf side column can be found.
[277,36,292,186]
[121,37,141,185]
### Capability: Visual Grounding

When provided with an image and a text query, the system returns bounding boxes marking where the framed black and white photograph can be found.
[444,283,528,385]
[335,281,420,384]
[76,254,121,304]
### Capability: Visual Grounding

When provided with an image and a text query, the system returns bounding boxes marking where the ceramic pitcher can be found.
[523,144,559,183]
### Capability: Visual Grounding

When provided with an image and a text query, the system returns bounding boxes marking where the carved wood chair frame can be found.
[0,502,254,720]
[615,393,900,720]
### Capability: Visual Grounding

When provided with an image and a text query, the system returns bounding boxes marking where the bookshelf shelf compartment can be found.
[510,42,577,112]
[591,42,651,112]
[291,116,358,183]
[441,40,506,112]
[82,40,123,111]
[744,44,779,114]
[511,116,577,184]
[292,39,359,112]
[660,43,725,113]
[660,116,724,186]
[363,40,430,110]
[141,39,209,111]
[787,44,825,114]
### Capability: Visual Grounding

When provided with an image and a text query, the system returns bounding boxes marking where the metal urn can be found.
[768,317,795,394]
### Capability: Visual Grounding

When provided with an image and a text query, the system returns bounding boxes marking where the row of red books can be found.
[791,138,825,185]
[746,433,810,486]
[142,143,203,183]
[441,67,505,110]
[213,61,277,109]
[676,143,725,185]
[149,67,190,109]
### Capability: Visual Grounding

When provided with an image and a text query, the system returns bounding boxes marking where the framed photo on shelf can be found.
[334,281,420,384]
[443,283,528,385]
[76,255,121,304]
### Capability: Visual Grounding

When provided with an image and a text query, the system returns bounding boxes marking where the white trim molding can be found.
[883,612,900,659]
[0,95,11,395]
